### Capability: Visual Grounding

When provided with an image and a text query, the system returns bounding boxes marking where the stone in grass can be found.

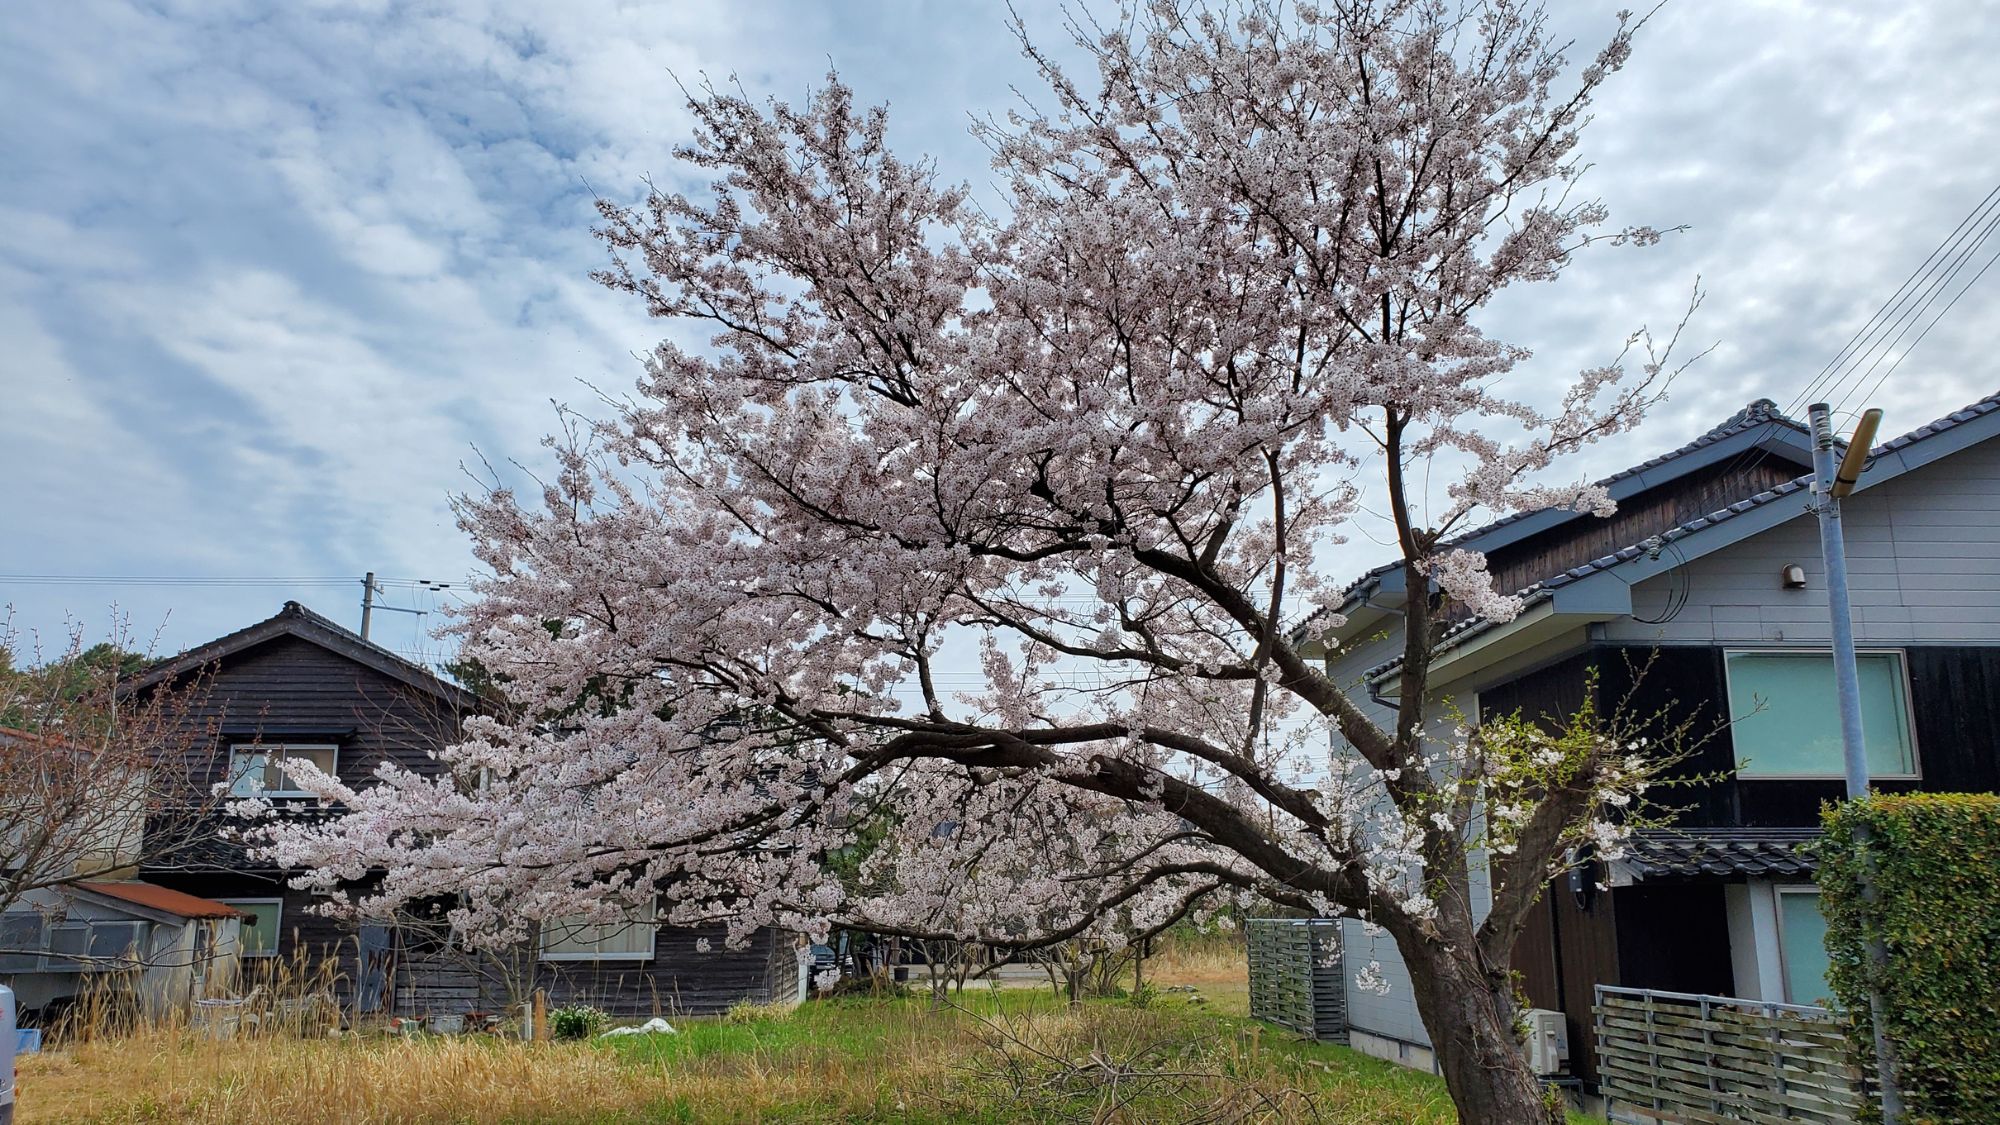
[599,1017,677,1037]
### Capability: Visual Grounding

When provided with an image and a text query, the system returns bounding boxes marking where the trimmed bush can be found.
[1817,793,2000,1124]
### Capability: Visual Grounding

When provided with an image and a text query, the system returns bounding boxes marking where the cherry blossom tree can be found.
[256,2,1700,1117]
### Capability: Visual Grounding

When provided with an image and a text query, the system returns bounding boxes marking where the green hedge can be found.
[1817,793,2000,1124]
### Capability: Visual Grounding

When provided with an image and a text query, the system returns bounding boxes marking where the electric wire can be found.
[1707,180,2000,494]
[0,574,462,590]
[1606,182,2000,626]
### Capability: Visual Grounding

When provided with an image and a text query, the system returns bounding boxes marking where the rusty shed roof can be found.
[76,881,243,919]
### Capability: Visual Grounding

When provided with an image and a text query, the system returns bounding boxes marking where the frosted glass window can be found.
[222,899,283,957]
[1726,651,1916,777]
[1779,889,1833,1007]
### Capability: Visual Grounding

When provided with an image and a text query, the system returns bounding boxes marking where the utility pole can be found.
[360,572,378,640]
[1808,401,1902,1123]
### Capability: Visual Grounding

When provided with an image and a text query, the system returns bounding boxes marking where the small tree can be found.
[258,3,1701,1118]
[0,614,222,924]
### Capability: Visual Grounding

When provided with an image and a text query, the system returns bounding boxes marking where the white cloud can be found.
[2,0,1998,652]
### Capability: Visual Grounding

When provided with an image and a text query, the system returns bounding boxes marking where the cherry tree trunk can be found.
[1402,938,1558,1125]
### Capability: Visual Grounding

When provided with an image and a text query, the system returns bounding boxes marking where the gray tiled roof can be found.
[1537,391,2000,596]
[1300,399,1807,631]
[1367,390,2000,678]
[1620,827,1820,881]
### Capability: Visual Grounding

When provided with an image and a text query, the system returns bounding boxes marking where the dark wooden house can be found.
[1307,392,2000,1089]
[132,601,804,1020]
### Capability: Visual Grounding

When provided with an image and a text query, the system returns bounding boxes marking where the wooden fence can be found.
[1594,986,1868,1124]
[1245,918,1345,1043]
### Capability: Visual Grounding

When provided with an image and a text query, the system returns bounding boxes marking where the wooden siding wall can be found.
[766,929,804,1003]
[537,924,787,1016]
[1588,643,2000,827]
[1509,883,1621,1087]
[1903,646,2000,793]
[1473,650,1596,729]
[394,924,789,1018]
[162,634,468,796]
[1483,458,1806,602]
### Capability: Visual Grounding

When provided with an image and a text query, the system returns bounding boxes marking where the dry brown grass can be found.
[1147,928,1251,1016]
[14,938,1474,1124]
[22,1019,946,1123]
[17,991,1466,1124]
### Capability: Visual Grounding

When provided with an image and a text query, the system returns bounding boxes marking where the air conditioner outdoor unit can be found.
[1522,1008,1569,1076]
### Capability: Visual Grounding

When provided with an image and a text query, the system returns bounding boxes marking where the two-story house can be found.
[1304,392,2000,1089]
[130,600,805,1022]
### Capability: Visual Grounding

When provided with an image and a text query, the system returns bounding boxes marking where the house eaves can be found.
[1291,399,1812,653]
[1366,390,2000,689]
[1608,824,1832,884]
[1611,827,1821,884]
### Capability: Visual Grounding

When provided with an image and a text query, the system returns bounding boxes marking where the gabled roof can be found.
[1299,399,1813,636]
[75,880,242,919]
[1369,389,2000,683]
[125,601,478,711]
[1529,391,1999,597]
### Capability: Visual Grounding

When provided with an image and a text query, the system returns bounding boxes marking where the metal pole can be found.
[360,572,377,640]
[1808,402,1904,1122]
[2,982,15,1125]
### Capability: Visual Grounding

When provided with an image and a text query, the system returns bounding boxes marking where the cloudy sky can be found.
[3,0,1998,665]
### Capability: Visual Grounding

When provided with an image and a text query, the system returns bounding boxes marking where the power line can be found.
[1790,182,2000,417]
[1836,235,2000,418]
[1826,201,2000,416]
[1707,179,2000,490]
[0,574,460,590]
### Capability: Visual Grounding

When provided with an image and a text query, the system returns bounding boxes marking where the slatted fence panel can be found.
[1594,986,1868,1124]
[1246,918,1346,1043]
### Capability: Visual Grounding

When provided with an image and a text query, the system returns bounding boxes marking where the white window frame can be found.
[538,898,658,963]
[219,897,284,958]
[1773,885,1831,1006]
[1723,648,1921,780]
[227,743,340,798]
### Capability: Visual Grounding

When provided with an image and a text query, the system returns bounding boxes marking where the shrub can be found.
[1817,793,2000,1123]
[549,1004,608,1041]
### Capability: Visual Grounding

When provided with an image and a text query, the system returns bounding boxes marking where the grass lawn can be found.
[16,947,1596,1123]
